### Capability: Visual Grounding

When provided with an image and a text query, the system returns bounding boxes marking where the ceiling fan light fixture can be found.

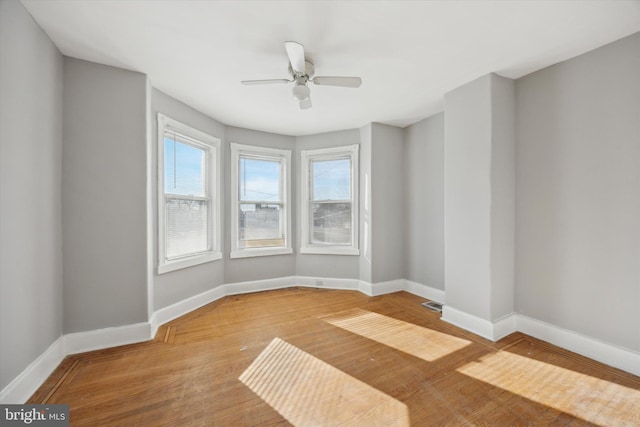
[292,83,310,101]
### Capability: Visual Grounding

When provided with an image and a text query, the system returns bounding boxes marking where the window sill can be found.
[299,246,360,256]
[157,251,222,274]
[230,247,293,259]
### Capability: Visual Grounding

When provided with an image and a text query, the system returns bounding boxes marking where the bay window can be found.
[300,145,359,255]
[230,143,292,258]
[157,114,221,273]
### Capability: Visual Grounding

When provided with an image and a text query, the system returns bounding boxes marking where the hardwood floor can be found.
[29,288,640,426]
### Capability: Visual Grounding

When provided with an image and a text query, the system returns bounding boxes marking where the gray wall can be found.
[444,75,493,320]
[443,73,515,322]
[515,32,640,351]
[151,89,226,309]
[403,113,444,289]
[358,125,373,283]
[371,123,405,283]
[63,58,148,332]
[295,129,362,279]
[444,73,515,321]
[225,126,296,284]
[0,0,64,391]
[489,75,515,320]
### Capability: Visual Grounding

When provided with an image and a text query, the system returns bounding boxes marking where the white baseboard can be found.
[150,286,226,337]
[0,337,65,404]
[404,280,446,303]
[296,276,361,292]
[150,276,354,339]
[64,322,152,356]
[151,277,296,338]
[357,280,373,295]
[442,307,640,376]
[370,279,406,296]
[151,277,443,344]
[149,277,441,342]
[493,313,518,341]
[441,306,517,341]
[225,276,296,295]
[441,306,495,340]
[5,276,639,404]
[516,314,640,377]
[0,277,455,404]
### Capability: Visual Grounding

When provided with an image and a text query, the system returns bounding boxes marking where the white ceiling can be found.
[21,0,640,136]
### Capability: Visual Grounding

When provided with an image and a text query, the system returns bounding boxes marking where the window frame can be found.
[300,144,360,255]
[230,143,293,259]
[157,114,221,274]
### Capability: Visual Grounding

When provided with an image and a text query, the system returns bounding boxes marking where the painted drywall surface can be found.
[0,0,64,391]
[295,129,362,279]
[63,58,148,332]
[151,89,226,310]
[371,123,405,283]
[403,113,444,290]
[224,126,296,284]
[145,79,154,318]
[358,124,373,283]
[489,74,515,320]
[515,33,640,351]
[444,75,493,320]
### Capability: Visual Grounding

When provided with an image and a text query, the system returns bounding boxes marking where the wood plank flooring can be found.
[29,288,640,426]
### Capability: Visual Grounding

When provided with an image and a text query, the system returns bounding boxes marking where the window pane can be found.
[311,158,350,201]
[164,136,206,197]
[311,202,352,245]
[166,199,208,259]
[239,203,284,248]
[240,157,281,202]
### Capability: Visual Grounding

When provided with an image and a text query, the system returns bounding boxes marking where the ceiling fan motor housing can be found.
[288,59,315,80]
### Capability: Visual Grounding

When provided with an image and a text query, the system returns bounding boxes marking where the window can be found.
[230,143,292,258]
[300,145,359,255]
[157,114,221,274]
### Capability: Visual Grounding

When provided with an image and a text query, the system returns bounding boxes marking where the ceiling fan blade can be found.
[285,41,306,74]
[241,79,291,85]
[299,97,312,110]
[312,76,362,88]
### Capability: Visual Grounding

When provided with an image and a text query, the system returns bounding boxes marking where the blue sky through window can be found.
[164,137,206,196]
[312,159,350,200]
[240,157,281,201]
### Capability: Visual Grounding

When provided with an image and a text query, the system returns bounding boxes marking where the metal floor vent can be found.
[422,301,443,313]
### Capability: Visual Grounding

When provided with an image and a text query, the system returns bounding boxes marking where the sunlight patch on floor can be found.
[457,351,640,426]
[321,309,471,362]
[239,337,409,426]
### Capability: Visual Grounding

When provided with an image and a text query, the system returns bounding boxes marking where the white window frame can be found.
[230,143,292,259]
[157,114,221,274]
[300,144,359,255]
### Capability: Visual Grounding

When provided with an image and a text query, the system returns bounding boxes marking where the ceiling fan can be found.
[241,41,362,110]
